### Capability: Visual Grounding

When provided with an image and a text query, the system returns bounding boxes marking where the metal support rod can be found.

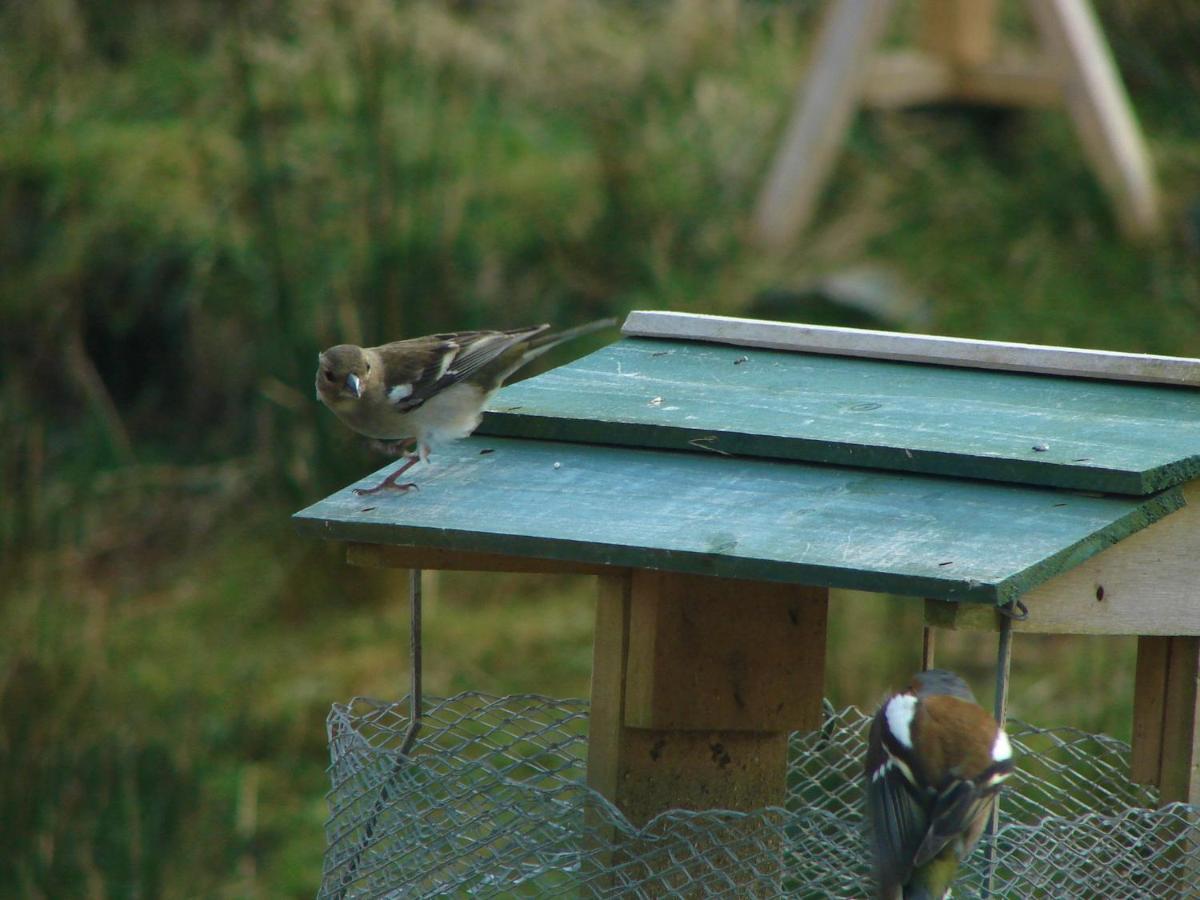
[984,601,1017,898]
[335,568,424,895]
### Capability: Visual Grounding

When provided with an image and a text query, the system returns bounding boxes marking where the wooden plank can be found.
[864,50,956,108]
[294,436,1184,606]
[956,56,1063,108]
[1131,636,1168,787]
[1132,638,1200,892]
[1026,0,1160,239]
[921,0,997,68]
[752,0,897,249]
[586,571,791,894]
[1159,636,1200,805]
[865,51,1062,110]
[611,729,789,825]
[623,570,827,731]
[923,480,1200,635]
[345,542,619,576]
[587,573,634,803]
[620,311,1200,387]
[583,573,631,893]
[486,336,1200,494]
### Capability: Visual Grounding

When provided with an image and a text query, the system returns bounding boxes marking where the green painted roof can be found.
[480,337,1200,495]
[293,436,1183,606]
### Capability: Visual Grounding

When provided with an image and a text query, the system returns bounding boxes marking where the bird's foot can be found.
[353,455,421,495]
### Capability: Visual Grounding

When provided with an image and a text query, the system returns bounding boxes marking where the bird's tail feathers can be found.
[519,317,617,362]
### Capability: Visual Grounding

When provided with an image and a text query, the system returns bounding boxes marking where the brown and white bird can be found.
[864,669,1015,900]
[316,319,614,494]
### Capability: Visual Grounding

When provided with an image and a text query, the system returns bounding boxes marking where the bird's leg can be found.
[354,454,420,495]
[371,438,417,458]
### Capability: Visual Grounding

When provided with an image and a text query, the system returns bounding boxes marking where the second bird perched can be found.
[864,669,1014,900]
[315,319,615,495]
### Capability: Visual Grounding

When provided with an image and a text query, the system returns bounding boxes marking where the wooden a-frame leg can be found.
[1026,0,1160,239]
[586,570,828,895]
[753,0,898,250]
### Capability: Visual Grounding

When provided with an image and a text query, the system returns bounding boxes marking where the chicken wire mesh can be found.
[319,693,1200,898]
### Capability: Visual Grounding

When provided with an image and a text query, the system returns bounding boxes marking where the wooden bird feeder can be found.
[295,311,1200,888]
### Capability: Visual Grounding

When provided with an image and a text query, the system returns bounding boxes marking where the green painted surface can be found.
[293,437,1184,605]
[481,338,1200,495]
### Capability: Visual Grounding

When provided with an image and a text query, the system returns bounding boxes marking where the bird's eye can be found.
[323,369,335,382]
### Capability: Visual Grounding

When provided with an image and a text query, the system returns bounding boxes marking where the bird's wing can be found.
[913,775,1001,867]
[865,712,931,891]
[375,327,548,412]
[441,326,549,386]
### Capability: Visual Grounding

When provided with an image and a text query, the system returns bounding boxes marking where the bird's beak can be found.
[345,373,362,399]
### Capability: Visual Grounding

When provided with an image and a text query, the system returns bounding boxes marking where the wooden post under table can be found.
[587,570,828,894]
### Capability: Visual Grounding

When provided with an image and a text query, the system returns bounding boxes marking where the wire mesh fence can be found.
[320,693,1200,898]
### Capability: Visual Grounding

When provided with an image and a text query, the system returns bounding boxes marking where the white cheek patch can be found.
[389,383,414,403]
[885,694,918,749]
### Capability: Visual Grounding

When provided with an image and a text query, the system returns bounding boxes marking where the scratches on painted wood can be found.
[481,338,1200,495]
[294,436,1184,605]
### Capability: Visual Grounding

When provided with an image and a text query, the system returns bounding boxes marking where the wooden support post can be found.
[1025,0,1160,239]
[1134,636,1200,805]
[1132,635,1200,897]
[1131,636,1170,787]
[920,0,998,69]
[587,570,829,894]
[753,0,897,250]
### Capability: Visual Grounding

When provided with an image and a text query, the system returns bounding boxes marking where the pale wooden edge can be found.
[622,311,1200,386]
[925,480,1200,636]
[345,542,621,576]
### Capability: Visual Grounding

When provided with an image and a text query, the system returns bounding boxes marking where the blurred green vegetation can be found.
[1,0,1198,895]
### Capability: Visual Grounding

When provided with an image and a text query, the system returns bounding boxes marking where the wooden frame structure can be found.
[754,0,1160,247]
[297,311,1200,889]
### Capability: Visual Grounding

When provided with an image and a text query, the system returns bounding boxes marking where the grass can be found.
[1,0,1199,895]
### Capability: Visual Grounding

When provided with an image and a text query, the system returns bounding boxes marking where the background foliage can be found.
[1,0,1198,895]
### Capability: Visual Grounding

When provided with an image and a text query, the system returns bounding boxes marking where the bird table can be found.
[294,311,1200,878]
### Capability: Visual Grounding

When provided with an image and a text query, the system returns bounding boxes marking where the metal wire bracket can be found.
[984,597,1018,898]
